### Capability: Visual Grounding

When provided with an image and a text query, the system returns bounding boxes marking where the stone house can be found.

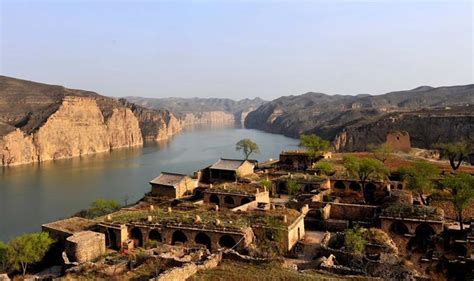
[330,178,390,204]
[65,231,106,263]
[149,172,196,199]
[279,150,331,170]
[203,188,270,209]
[208,159,255,182]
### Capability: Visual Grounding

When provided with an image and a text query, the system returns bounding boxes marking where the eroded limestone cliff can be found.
[0,76,182,166]
[333,109,474,152]
[0,97,143,165]
[245,85,474,151]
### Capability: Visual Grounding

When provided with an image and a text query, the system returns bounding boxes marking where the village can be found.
[1,132,473,280]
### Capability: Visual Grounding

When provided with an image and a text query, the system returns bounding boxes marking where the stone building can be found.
[330,178,390,204]
[42,217,97,244]
[149,172,196,199]
[203,188,270,209]
[386,130,411,153]
[207,159,255,182]
[279,150,332,170]
[65,231,106,263]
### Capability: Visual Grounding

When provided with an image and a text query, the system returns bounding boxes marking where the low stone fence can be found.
[222,249,273,265]
[155,252,222,281]
[231,200,257,212]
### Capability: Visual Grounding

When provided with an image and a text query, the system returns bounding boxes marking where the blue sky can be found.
[1,0,472,99]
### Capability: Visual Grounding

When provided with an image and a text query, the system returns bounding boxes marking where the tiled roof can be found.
[150,172,188,187]
[210,159,250,171]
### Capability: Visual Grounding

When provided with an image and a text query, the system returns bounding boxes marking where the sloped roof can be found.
[150,172,188,188]
[210,158,253,171]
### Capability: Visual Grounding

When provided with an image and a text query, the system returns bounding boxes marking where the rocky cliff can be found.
[125,96,266,127]
[245,85,474,151]
[0,76,181,166]
[333,107,474,151]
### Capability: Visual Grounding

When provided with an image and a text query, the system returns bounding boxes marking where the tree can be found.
[343,156,388,203]
[299,134,331,160]
[235,139,260,160]
[344,225,368,255]
[7,232,54,276]
[0,241,8,273]
[441,173,474,231]
[398,161,439,205]
[313,161,335,176]
[436,141,472,171]
[87,199,120,218]
[260,178,272,190]
[368,143,393,164]
[286,179,301,195]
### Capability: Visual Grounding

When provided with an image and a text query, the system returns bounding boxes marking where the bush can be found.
[313,161,335,176]
[286,179,301,195]
[344,226,367,255]
[86,199,121,218]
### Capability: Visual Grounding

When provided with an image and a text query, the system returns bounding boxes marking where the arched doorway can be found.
[130,227,143,248]
[172,230,188,245]
[106,229,118,249]
[209,194,220,206]
[389,221,409,235]
[224,196,235,205]
[149,229,162,243]
[195,232,212,250]
[364,183,377,203]
[241,197,251,205]
[349,182,361,192]
[219,235,236,249]
[408,223,436,253]
[334,181,346,190]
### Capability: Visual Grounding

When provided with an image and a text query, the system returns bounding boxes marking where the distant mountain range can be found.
[125,96,266,126]
[245,85,474,151]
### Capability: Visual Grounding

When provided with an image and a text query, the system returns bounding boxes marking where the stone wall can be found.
[329,203,378,222]
[65,231,106,263]
[386,131,411,153]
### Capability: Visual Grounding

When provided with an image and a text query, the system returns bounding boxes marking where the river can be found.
[0,127,298,241]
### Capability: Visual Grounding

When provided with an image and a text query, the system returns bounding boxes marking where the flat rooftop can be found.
[42,217,97,234]
[102,204,301,230]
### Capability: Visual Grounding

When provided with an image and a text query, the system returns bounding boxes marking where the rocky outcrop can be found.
[181,111,236,126]
[0,96,143,165]
[245,84,474,150]
[118,99,182,141]
[333,109,474,152]
[0,76,183,166]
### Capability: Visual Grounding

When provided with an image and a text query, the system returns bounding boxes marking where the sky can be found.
[0,0,472,100]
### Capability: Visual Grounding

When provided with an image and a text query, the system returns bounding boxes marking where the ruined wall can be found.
[0,97,143,166]
[386,131,411,153]
[329,203,378,221]
[286,215,305,251]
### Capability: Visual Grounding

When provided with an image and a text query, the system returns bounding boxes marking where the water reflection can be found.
[0,127,298,241]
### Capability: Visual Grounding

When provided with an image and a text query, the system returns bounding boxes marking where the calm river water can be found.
[0,127,298,241]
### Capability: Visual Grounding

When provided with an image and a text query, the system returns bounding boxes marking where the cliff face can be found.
[0,76,182,166]
[245,85,474,151]
[125,96,266,128]
[333,110,474,152]
[181,111,236,126]
[121,99,182,141]
[0,96,143,165]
